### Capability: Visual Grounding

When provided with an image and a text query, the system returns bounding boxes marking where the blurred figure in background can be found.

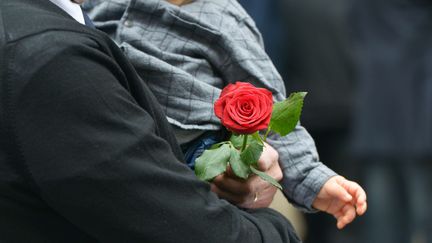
[350,0,432,242]
[239,0,359,243]
[242,0,432,243]
[281,0,360,242]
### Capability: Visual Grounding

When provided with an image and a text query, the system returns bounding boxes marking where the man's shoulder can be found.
[0,0,118,103]
[0,0,113,75]
[0,0,98,45]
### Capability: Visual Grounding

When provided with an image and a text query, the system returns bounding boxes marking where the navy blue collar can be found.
[82,9,95,28]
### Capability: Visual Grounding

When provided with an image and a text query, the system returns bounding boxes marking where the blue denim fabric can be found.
[81,8,95,28]
[184,135,219,169]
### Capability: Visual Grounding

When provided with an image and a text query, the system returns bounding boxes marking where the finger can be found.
[248,175,274,193]
[248,186,277,209]
[336,204,356,229]
[213,172,270,196]
[352,184,367,215]
[338,179,366,202]
[213,179,277,209]
[266,158,283,182]
[340,180,367,215]
[257,143,278,171]
[212,174,250,195]
[356,200,368,216]
[343,180,366,202]
[328,177,353,202]
[210,184,253,206]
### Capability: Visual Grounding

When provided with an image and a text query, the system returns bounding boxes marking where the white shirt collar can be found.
[49,0,85,25]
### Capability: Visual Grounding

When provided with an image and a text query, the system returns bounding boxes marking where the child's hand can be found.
[312,176,367,229]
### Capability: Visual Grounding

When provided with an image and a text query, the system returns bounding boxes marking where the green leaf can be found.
[270,92,307,136]
[251,132,264,145]
[250,166,283,190]
[195,144,231,181]
[240,139,264,166]
[229,147,250,179]
[229,134,244,150]
[209,141,230,150]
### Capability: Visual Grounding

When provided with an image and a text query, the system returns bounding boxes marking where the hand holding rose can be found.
[211,143,282,208]
[195,82,305,189]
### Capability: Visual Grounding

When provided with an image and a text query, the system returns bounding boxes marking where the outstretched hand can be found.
[210,143,282,208]
[312,176,367,229]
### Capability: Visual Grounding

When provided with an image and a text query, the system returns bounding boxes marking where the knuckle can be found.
[212,175,224,185]
[275,170,283,181]
[273,150,279,162]
[245,183,256,193]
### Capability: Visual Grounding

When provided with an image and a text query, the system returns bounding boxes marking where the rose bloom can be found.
[214,82,273,134]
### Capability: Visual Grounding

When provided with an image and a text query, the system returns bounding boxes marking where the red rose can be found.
[214,82,273,134]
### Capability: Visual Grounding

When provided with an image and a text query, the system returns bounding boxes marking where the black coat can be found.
[0,0,299,242]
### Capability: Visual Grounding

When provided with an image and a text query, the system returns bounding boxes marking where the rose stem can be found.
[241,135,248,152]
[263,125,272,142]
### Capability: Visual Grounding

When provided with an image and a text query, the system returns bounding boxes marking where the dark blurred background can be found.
[238,0,432,243]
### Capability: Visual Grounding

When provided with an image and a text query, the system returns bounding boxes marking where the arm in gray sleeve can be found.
[266,124,337,212]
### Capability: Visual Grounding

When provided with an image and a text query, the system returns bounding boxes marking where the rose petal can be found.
[214,82,273,134]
